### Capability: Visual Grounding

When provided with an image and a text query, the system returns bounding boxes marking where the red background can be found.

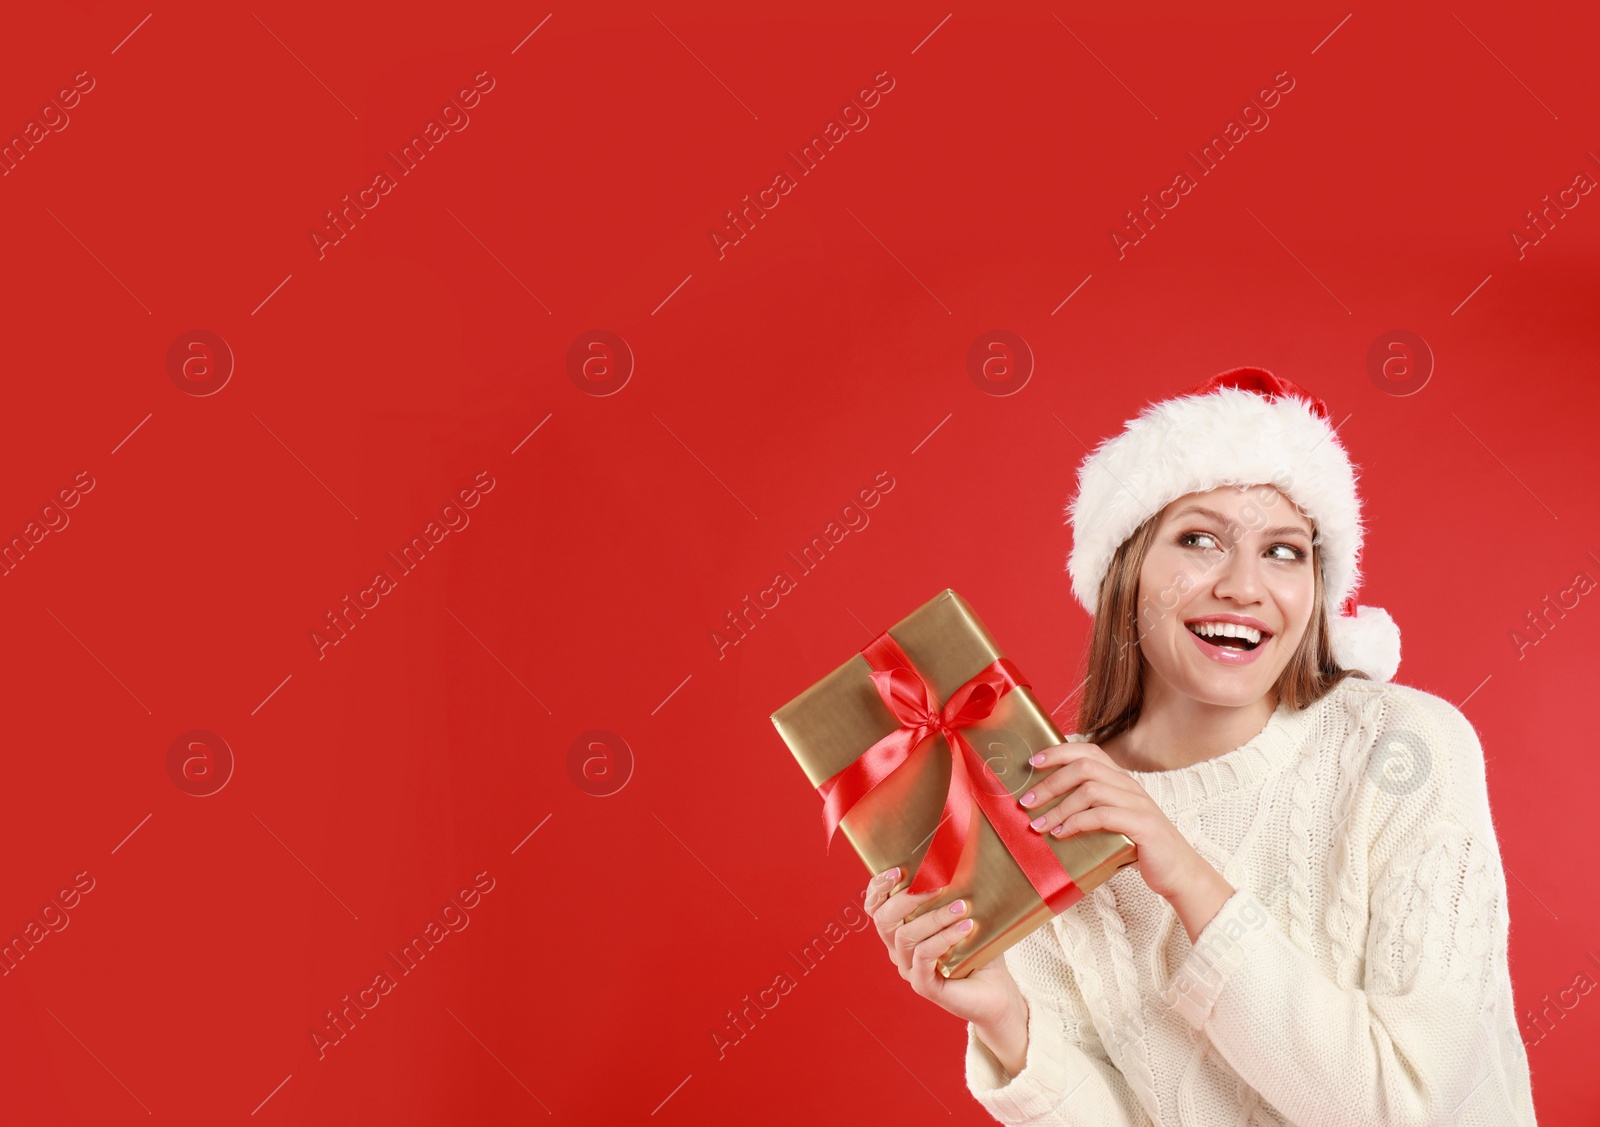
[2,1,1597,1123]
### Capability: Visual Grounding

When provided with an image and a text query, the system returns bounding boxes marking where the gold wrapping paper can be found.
[771,589,1137,979]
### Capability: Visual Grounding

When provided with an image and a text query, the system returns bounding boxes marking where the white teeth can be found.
[1187,621,1263,644]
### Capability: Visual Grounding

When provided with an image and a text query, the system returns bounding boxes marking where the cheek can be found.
[1139,549,1187,600]
[1132,568,1194,648]
[1146,560,1199,618]
[1273,573,1318,636]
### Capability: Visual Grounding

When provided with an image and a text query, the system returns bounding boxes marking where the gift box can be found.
[771,589,1137,979]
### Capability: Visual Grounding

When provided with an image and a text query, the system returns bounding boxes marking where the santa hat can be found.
[1066,366,1402,682]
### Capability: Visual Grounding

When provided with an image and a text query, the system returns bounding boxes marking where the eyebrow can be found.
[1169,505,1313,540]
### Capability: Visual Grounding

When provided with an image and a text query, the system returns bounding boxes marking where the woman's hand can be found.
[1019,742,1235,942]
[863,868,1030,1074]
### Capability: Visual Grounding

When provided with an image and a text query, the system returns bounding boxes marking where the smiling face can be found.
[1131,484,1319,708]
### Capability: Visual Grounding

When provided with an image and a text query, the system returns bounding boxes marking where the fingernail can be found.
[1020,790,1036,806]
[1051,824,1069,837]
[880,867,899,882]
[1030,816,1048,831]
[1029,753,1046,766]
[948,899,966,914]
[957,918,975,933]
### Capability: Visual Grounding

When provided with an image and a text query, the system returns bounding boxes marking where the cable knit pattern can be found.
[1283,729,1319,958]
[963,679,1537,1126]
[1322,684,1387,987]
[1092,881,1160,1117]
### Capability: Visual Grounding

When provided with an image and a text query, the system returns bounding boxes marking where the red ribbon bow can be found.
[816,632,1082,913]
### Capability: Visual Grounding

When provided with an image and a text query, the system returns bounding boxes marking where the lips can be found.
[1186,625,1261,651]
[1185,624,1271,666]
[1184,615,1273,650]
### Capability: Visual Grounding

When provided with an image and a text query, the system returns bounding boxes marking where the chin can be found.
[1181,671,1278,708]
[1164,646,1291,707]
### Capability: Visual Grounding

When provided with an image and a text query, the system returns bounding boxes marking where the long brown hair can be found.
[1072,506,1369,745]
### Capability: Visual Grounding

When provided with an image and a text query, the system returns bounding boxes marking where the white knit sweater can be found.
[964,678,1538,1126]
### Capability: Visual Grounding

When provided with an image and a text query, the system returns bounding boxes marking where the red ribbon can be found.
[816,632,1083,914]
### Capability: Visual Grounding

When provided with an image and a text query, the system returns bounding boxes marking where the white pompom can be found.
[1329,604,1401,683]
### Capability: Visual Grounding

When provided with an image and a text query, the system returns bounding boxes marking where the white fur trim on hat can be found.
[1065,368,1402,682]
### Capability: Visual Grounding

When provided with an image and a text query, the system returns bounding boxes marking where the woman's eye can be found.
[1181,531,1306,560]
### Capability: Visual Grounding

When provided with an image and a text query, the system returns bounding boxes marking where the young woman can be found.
[863,368,1537,1125]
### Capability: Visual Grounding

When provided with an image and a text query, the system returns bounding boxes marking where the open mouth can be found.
[1184,621,1271,652]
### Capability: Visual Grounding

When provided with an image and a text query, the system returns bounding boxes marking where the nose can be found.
[1209,540,1265,605]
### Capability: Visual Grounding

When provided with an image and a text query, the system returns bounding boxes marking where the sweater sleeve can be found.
[1157,691,1534,1127]
[964,925,1153,1125]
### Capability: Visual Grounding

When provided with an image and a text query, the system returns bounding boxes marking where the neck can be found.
[1102,674,1279,772]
